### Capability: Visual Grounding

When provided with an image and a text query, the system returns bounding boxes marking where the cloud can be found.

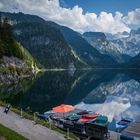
[84,11,130,34]
[123,8,140,25]
[75,96,131,122]
[0,0,138,34]
[0,2,3,9]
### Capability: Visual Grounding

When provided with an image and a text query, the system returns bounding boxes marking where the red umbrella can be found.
[53,104,75,113]
[78,114,100,122]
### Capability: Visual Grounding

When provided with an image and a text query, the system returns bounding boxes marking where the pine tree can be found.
[3,17,13,42]
[0,15,2,38]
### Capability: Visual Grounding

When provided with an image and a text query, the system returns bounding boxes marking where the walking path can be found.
[0,107,67,140]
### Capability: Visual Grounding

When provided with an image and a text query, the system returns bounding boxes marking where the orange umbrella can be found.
[53,104,75,113]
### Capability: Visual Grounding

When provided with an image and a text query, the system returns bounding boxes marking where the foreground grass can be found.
[0,123,28,140]
[0,101,78,140]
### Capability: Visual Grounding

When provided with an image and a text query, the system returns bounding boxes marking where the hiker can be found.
[4,104,11,114]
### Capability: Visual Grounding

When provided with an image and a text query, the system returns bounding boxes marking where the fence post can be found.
[34,112,36,124]
[67,128,69,138]
[50,122,52,129]
[20,108,23,118]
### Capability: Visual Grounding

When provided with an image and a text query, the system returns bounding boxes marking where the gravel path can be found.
[0,107,67,140]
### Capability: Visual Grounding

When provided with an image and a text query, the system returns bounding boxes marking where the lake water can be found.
[0,69,140,130]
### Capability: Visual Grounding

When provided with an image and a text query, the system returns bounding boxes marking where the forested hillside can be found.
[0,16,39,84]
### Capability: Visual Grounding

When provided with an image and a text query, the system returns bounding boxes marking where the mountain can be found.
[83,32,106,40]
[127,28,140,69]
[111,28,140,57]
[0,12,44,23]
[13,22,85,69]
[127,53,140,69]
[0,16,39,84]
[83,32,131,63]
[0,12,85,69]
[49,22,116,68]
[0,12,117,68]
[106,31,129,40]
[131,28,140,35]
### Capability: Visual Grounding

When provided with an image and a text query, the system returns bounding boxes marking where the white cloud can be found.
[0,0,139,34]
[83,11,130,34]
[0,2,3,9]
[75,96,131,122]
[123,8,140,25]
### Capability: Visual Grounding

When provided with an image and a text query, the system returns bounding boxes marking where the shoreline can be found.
[39,67,140,72]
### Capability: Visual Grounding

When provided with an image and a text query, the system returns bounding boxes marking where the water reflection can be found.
[0,69,140,129]
[64,70,118,105]
[74,72,140,130]
[18,70,83,112]
[0,76,35,106]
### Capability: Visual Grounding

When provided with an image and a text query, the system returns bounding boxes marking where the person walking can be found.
[4,104,11,114]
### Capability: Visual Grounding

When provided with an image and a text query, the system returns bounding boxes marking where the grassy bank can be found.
[0,101,78,140]
[0,123,28,140]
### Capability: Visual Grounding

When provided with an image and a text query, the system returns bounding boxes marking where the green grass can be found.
[0,123,28,140]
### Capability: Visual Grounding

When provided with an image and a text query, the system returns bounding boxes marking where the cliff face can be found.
[0,56,34,85]
[0,17,39,85]
[13,22,85,69]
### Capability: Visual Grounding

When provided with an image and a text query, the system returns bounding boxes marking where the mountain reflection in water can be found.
[0,69,140,130]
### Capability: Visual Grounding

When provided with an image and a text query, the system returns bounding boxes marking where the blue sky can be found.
[0,0,140,34]
[61,0,140,15]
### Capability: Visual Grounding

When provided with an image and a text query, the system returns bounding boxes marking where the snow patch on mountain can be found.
[83,32,131,62]
[111,28,140,57]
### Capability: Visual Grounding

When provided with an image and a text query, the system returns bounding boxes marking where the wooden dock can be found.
[122,117,140,138]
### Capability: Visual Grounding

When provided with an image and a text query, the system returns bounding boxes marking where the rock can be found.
[0,56,33,85]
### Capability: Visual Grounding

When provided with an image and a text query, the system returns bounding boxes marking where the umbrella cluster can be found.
[53,104,75,113]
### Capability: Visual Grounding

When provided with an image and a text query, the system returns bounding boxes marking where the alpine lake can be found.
[0,69,140,131]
